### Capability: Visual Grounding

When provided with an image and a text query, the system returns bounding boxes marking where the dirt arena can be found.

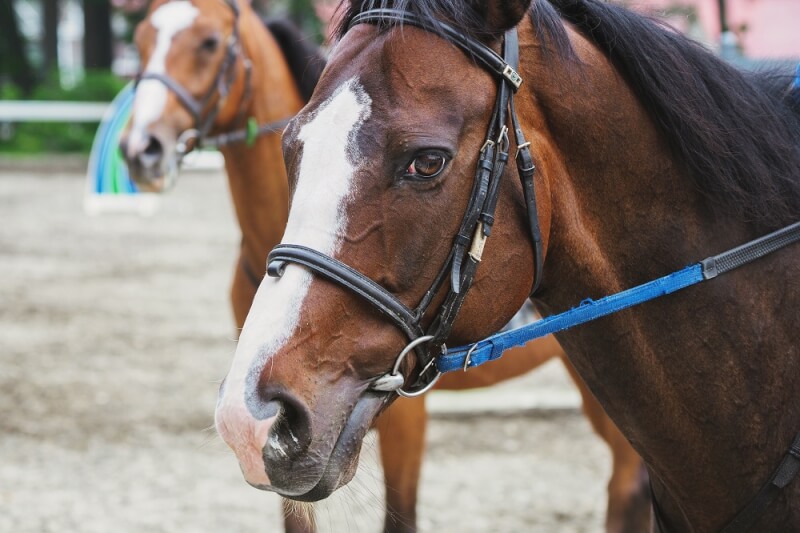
[0,166,612,532]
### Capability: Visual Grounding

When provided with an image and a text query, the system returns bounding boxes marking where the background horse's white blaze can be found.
[215,79,372,486]
[127,1,199,156]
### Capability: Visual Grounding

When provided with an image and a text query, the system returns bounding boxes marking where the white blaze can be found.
[127,1,199,155]
[215,79,371,484]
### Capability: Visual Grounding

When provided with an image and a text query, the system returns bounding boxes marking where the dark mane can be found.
[548,0,800,227]
[336,0,800,227]
[337,0,495,41]
[264,18,327,102]
[336,0,572,58]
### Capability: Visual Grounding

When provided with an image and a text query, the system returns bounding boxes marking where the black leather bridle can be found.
[266,9,544,397]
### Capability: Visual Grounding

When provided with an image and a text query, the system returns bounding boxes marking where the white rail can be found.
[0,99,225,171]
[0,101,109,122]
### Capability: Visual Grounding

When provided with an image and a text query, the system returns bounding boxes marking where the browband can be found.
[348,9,523,90]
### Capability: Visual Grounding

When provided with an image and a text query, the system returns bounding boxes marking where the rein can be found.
[439,218,800,532]
[202,117,292,149]
[439,221,800,372]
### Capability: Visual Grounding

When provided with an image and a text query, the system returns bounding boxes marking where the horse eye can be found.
[199,36,219,53]
[405,153,447,180]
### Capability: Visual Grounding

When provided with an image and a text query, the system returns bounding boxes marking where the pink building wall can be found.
[627,0,800,58]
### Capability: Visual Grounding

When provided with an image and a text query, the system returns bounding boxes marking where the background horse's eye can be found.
[405,153,447,180]
[199,36,219,53]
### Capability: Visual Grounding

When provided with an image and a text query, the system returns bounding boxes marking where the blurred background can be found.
[0,0,800,154]
[0,0,332,155]
[0,1,798,532]
[1,0,797,155]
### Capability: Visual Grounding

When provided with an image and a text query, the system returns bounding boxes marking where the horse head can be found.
[215,0,546,501]
[120,0,251,191]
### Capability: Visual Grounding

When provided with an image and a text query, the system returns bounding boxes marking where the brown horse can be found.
[119,1,649,531]
[214,0,800,531]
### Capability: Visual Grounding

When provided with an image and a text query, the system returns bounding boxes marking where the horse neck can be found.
[516,18,800,530]
[219,10,305,278]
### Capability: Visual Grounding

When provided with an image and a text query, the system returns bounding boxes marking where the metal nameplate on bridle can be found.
[503,65,523,89]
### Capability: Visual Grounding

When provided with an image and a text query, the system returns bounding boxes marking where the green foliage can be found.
[268,0,325,44]
[0,70,126,154]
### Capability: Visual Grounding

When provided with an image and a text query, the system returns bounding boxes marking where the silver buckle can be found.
[463,343,480,372]
[175,128,200,157]
[370,335,443,398]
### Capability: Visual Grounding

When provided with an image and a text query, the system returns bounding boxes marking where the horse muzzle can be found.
[215,380,389,501]
[119,129,179,192]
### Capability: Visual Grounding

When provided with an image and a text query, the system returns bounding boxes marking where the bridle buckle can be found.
[371,335,444,398]
[175,128,201,157]
[463,343,479,372]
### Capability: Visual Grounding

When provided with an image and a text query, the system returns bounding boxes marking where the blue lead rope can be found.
[437,264,702,372]
[437,220,800,373]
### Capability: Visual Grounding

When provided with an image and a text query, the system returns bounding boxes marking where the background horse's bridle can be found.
[267,9,544,397]
[136,0,245,156]
[135,0,291,159]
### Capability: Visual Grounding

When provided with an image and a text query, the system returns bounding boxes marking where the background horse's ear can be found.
[467,0,533,36]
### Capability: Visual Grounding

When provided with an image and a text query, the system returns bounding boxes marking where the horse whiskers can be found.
[348,479,385,522]
[342,484,381,532]
[333,489,359,533]
[345,438,385,484]
[195,429,238,453]
[196,434,229,452]
[282,499,315,528]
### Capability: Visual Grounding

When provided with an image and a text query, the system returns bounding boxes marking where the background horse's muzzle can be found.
[119,128,179,191]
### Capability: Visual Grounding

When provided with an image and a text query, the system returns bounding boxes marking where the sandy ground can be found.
[0,168,611,532]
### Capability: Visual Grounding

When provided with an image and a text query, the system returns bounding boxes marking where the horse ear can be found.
[468,0,533,35]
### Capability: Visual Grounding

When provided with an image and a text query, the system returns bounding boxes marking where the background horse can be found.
[120,0,649,531]
[215,0,800,530]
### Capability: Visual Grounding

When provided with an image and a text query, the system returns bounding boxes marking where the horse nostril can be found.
[138,135,164,168]
[258,389,312,462]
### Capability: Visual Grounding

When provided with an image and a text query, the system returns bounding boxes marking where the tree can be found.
[82,0,113,70]
[0,0,36,95]
[286,0,323,43]
[43,0,60,74]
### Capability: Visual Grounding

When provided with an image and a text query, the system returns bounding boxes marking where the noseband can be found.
[267,9,544,397]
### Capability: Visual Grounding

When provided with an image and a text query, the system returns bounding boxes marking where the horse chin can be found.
[132,176,166,193]
[130,157,179,193]
[274,392,390,503]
